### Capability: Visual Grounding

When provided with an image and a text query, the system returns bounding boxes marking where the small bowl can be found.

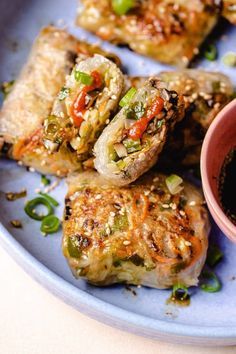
[201,99,236,243]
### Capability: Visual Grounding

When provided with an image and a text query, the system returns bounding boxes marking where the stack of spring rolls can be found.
[0,27,234,288]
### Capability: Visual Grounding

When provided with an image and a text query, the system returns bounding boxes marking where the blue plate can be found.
[0,0,236,346]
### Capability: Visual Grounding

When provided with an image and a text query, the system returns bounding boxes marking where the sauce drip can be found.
[218,147,236,225]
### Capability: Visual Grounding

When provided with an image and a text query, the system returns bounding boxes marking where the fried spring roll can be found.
[77,0,220,66]
[94,78,184,186]
[43,54,124,163]
[126,70,234,167]
[0,27,121,175]
[63,171,209,288]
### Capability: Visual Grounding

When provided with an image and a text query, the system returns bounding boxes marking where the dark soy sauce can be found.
[218,147,236,225]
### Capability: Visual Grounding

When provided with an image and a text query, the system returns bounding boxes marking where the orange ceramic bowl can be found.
[201,99,236,243]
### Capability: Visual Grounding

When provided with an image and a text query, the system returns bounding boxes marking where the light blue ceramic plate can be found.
[0,0,236,346]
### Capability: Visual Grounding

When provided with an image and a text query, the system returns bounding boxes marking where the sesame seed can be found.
[28,167,35,173]
[162,204,170,209]
[180,210,185,216]
[123,240,131,246]
[111,95,117,100]
[18,161,23,166]
[144,190,150,196]
[34,188,41,193]
[150,185,155,191]
[110,211,116,217]
[95,194,102,200]
[189,201,196,206]
[185,241,192,246]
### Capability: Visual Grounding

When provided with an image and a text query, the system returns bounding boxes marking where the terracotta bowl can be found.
[201,99,236,243]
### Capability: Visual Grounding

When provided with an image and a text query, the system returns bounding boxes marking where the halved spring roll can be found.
[158,70,234,166]
[43,54,124,163]
[63,171,209,288]
[94,78,185,186]
[0,27,121,176]
[126,70,234,167]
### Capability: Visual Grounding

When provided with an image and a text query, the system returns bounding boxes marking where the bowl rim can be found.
[200,99,236,238]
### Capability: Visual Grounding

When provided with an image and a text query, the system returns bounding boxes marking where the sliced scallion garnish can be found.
[200,271,221,293]
[112,0,136,15]
[119,87,137,107]
[58,86,70,101]
[222,52,236,67]
[5,189,27,201]
[39,192,59,207]
[165,174,183,195]
[206,245,223,267]
[172,284,189,300]
[24,197,53,221]
[40,215,60,234]
[204,44,217,61]
[123,138,141,153]
[74,71,94,85]
[41,175,50,186]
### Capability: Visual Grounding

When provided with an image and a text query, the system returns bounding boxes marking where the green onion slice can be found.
[119,87,137,107]
[39,192,59,207]
[200,271,221,293]
[204,44,217,61]
[24,197,53,221]
[112,0,136,15]
[172,284,189,300]
[40,215,60,234]
[74,71,94,85]
[222,52,236,67]
[5,189,27,201]
[58,86,70,101]
[123,138,141,153]
[206,245,223,267]
[41,175,50,186]
[165,174,184,195]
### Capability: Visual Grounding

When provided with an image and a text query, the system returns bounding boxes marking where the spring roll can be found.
[0,27,121,175]
[94,78,184,186]
[62,171,209,288]
[77,0,220,66]
[43,54,124,164]
[126,70,234,167]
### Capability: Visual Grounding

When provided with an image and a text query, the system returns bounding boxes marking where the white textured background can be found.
[0,245,236,354]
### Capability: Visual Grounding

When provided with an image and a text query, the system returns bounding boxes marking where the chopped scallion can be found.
[58,86,70,101]
[41,175,50,186]
[123,138,141,153]
[165,174,184,195]
[222,52,236,67]
[24,197,53,221]
[112,0,136,15]
[204,44,217,61]
[5,189,27,201]
[119,87,137,107]
[40,215,60,234]
[206,245,223,267]
[172,284,189,300]
[74,71,94,85]
[200,271,221,293]
[39,192,59,207]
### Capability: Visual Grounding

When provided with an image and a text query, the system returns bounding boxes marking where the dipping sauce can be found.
[218,147,236,225]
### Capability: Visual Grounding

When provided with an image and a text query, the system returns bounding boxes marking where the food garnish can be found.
[5,189,27,201]
[165,174,184,195]
[40,215,61,234]
[206,245,223,267]
[112,0,136,15]
[200,271,221,293]
[10,219,23,228]
[119,87,137,108]
[41,175,51,186]
[24,197,54,221]
[204,44,217,61]
[39,192,59,207]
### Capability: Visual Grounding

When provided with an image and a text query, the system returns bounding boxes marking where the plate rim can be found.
[0,223,236,346]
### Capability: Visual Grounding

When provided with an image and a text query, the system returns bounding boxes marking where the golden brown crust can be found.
[63,171,209,288]
[77,0,220,66]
